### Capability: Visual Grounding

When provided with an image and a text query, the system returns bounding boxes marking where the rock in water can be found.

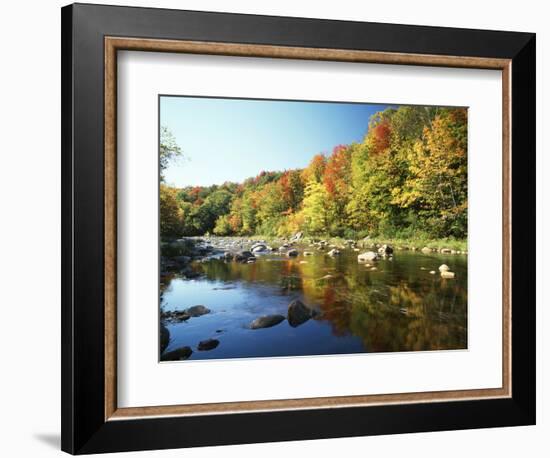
[287,249,299,257]
[288,299,313,327]
[160,323,170,354]
[161,310,191,322]
[304,251,314,256]
[421,247,432,254]
[439,264,450,272]
[250,315,286,329]
[441,271,456,279]
[161,346,193,361]
[223,252,234,261]
[378,244,394,256]
[197,338,220,351]
[185,305,210,317]
[251,243,268,253]
[235,250,254,262]
[327,248,340,256]
[358,251,379,262]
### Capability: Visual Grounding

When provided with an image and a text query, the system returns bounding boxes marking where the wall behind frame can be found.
[0,1,544,457]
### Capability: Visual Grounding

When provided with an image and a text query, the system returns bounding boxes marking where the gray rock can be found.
[421,247,432,254]
[441,271,455,279]
[439,264,450,272]
[161,346,193,361]
[235,250,254,262]
[251,243,268,253]
[378,244,394,256]
[197,338,220,351]
[287,249,299,257]
[250,315,286,329]
[161,310,191,322]
[327,248,341,256]
[184,305,211,317]
[287,299,314,327]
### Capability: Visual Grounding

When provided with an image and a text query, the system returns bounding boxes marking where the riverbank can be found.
[241,234,468,254]
[160,234,467,263]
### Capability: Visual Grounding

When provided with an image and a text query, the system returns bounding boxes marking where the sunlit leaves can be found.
[161,105,468,240]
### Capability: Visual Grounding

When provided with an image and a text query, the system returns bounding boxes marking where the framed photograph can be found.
[61,3,536,454]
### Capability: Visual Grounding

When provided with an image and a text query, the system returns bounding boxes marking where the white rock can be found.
[358,251,379,262]
[441,271,455,279]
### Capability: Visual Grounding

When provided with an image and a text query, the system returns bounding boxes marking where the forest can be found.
[160,105,467,242]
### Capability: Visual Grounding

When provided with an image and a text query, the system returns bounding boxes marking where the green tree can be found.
[302,180,330,234]
[160,126,182,181]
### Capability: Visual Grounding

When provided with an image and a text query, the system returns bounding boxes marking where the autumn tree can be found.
[160,105,467,241]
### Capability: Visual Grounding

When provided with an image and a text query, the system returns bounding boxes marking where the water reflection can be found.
[160,249,467,360]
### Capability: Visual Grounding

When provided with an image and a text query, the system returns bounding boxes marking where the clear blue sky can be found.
[160,96,390,187]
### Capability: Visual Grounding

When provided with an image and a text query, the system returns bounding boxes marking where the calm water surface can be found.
[160,248,467,361]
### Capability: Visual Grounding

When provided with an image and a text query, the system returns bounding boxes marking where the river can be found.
[160,241,467,361]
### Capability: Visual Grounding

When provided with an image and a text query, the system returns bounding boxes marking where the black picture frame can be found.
[61,3,536,454]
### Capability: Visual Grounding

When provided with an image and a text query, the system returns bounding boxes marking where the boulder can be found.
[358,251,379,262]
[223,252,234,261]
[440,248,452,254]
[250,315,286,329]
[172,310,191,321]
[287,299,314,327]
[161,310,191,322]
[161,346,193,361]
[251,243,268,253]
[440,271,456,279]
[378,244,394,256]
[421,247,432,254]
[287,249,299,257]
[327,248,341,256]
[235,250,254,262]
[439,264,450,272]
[184,305,210,317]
[429,270,436,274]
[197,338,220,351]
